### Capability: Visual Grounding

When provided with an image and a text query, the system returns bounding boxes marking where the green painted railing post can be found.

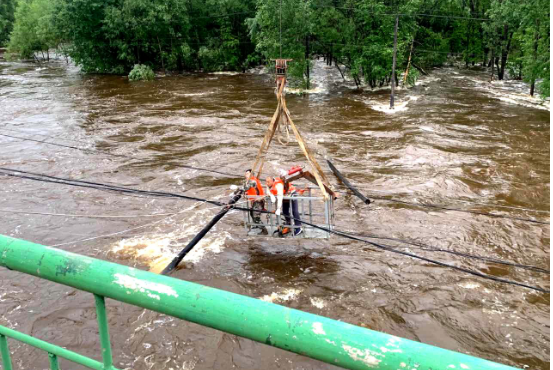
[0,334,13,370]
[94,294,114,370]
[48,352,61,370]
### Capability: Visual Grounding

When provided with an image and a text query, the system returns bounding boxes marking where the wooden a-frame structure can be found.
[250,59,334,200]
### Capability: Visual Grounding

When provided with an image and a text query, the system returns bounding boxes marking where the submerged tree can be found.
[6,0,60,60]
[2,0,549,97]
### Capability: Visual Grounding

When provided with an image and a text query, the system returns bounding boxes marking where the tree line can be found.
[0,0,549,97]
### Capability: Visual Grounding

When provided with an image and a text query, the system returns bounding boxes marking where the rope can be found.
[1,167,548,293]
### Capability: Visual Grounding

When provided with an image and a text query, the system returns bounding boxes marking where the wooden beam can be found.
[281,98,330,186]
[251,81,286,178]
[282,107,329,200]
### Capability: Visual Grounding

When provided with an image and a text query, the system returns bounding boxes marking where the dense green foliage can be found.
[128,64,156,80]
[4,0,550,96]
[0,0,16,46]
[6,0,60,60]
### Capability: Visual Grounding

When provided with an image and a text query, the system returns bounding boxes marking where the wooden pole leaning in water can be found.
[154,190,243,275]
[390,14,399,109]
[402,36,415,86]
[326,159,370,205]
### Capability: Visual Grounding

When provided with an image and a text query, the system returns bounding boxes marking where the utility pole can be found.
[390,14,399,109]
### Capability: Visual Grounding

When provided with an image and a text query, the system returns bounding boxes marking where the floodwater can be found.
[0,58,549,370]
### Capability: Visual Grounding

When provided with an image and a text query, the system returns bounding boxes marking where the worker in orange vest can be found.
[244,169,267,234]
[266,172,302,236]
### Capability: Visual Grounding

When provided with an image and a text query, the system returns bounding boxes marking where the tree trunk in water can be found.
[490,50,495,82]
[157,37,165,73]
[412,63,427,75]
[305,35,310,89]
[499,27,513,80]
[530,22,540,96]
[353,75,360,89]
[465,22,471,67]
[481,20,487,66]
[390,15,399,109]
[335,62,346,81]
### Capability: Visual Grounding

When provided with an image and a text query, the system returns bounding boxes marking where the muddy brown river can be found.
[0,59,549,370]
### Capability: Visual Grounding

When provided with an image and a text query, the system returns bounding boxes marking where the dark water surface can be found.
[0,60,549,369]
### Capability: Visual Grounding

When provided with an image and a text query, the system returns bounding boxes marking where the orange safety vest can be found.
[246,176,265,197]
[270,178,295,196]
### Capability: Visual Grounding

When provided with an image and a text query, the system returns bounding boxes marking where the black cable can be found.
[367,194,549,225]
[2,127,95,147]
[339,230,550,274]
[0,133,239,178]
[0,168,548,293]
[334,231,550,293]
[231,205,549,293]
[2,132,548,228]
[0,168,224,206]
[327,179,548,225]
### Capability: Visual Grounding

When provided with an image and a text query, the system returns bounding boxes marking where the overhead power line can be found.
[340,230,549,274]
[311,4,491,21]
[2,131,547,225]
[0,132,239,178]
[0,167,548,293]
[366,194,548,225]
[0,209,179,219]
[360,188,549,214]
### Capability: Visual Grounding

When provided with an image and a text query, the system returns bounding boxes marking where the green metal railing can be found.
[0,234,518,370]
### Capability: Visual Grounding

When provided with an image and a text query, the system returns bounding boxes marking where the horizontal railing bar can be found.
[0,235,518,370]
[0,325,116,370]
